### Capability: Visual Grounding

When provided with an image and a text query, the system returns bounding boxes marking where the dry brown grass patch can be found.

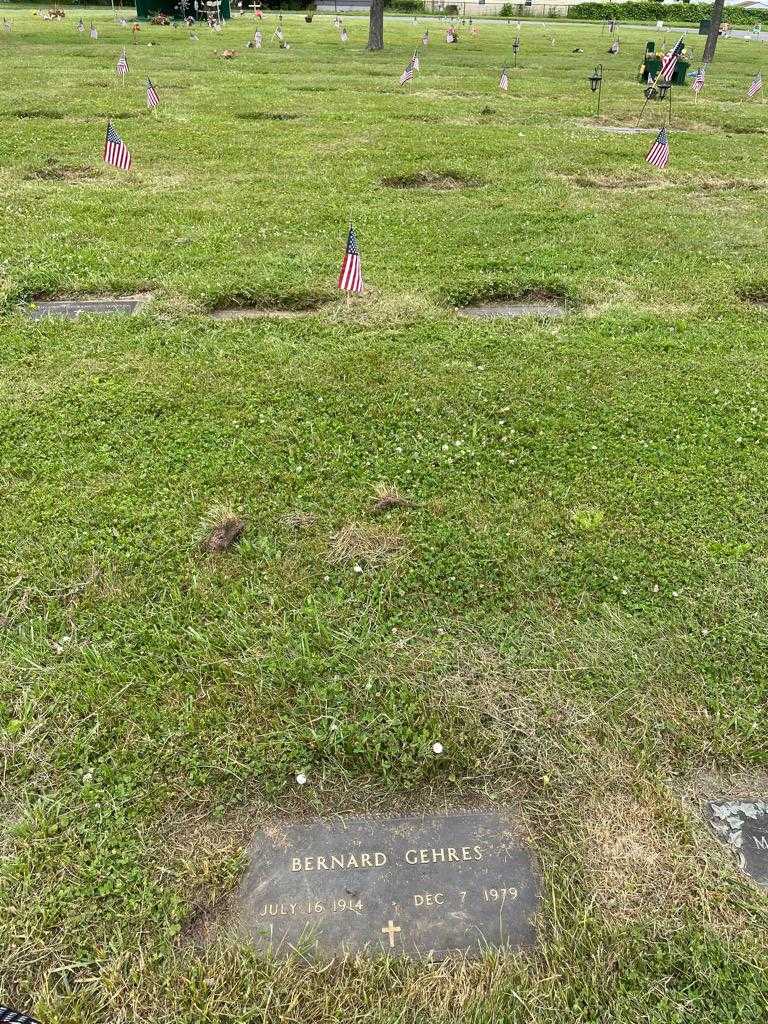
[24,161,97,181]
[281,510,319,530]
[688,176,768,192]
[328,523,405,567]
[562,172,668,191]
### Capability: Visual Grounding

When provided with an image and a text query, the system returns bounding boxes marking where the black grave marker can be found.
[707,800,768,888]
[238,808,540,960]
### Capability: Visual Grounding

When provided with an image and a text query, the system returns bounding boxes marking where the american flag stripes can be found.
[499,67,509,91]
[341,27,348,42]
[103,121,132,170]
[0,1007,40,1024]
[399,58,415,85]
[412,51,420,72]
[116,48,129,77]
[338,225,363,294]
[147,78,160,110]
[645,125,669,169]
[748,71,763,97]
[89,24,98,39]
[659,37,684,82]
[692,67,705,94]
[422,31,429,46]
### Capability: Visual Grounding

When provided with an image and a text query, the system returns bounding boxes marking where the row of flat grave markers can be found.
[231,799,768,959]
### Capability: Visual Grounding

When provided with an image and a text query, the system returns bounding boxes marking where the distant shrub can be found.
[568,2,766,25]
[385,0,424,11]
[444,2,459,13]
[499,3,515,15]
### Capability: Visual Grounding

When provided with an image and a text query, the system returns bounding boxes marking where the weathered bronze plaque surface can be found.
[23,299,143,320]
[707,800,768,888]
[238,809,539,959]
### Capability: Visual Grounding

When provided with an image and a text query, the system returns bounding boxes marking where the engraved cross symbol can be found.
[381,920,401,947]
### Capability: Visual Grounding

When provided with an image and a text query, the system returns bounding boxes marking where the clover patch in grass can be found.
[381,170,482,190]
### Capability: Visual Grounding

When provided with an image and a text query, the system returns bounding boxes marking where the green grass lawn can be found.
[1,7,767,1022]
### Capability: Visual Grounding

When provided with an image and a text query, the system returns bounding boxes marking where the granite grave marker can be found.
[238,808,539,959]
[707,800,768,888]
[22,298,145,320]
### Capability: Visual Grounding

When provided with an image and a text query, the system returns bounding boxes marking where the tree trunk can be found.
[703,0,726,63]
[367,0,384,50]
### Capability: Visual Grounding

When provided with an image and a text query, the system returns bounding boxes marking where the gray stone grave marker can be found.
[237,808,540,959]
[459,302,566,320]
[707,800,768,888]
[22,298,145,320]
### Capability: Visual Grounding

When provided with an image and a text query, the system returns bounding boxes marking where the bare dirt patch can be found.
[370,483,413,515]
[381,170,482,190]
[201,515,246,553]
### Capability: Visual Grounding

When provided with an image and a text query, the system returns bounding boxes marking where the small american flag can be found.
[0,1007,41,1024]
[412,51,420,71]
[89,23,98,39]
[422,31,429,45]
[147,78,160,109]
[748,71,763,97]
[692,67,705,93]
[341,27,348,42]
[499,67,509,91]
[116,48,129,76]
[399,58,415,85]
[338,225,363,294]
[645,125,669,169]
[659,36,684,82]
[103,121,132,170]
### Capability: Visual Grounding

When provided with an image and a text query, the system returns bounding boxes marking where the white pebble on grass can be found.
[296,773,307,786]
[432,742,444,755]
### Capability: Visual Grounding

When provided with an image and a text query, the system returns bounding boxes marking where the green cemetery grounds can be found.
[1,6,767,1022]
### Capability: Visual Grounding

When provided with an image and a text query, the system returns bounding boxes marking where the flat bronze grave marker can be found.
[238,809,540,959]
[707,800,768,888]
[22,298,145,321]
